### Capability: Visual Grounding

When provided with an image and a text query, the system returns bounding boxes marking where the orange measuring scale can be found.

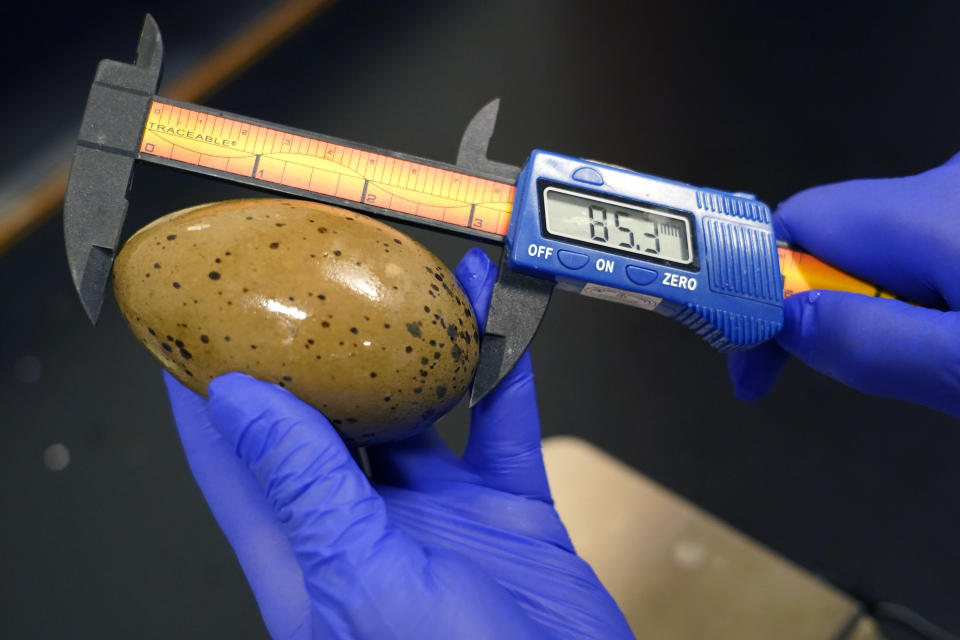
[139,100,514,238]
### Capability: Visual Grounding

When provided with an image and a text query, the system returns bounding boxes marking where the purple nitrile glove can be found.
[165,247,633,639]
[728,152,960,418]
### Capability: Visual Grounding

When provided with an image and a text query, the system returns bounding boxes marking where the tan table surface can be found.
[542,436,884,640]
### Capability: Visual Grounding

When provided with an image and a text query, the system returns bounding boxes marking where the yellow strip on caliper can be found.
[778,246,895,299]
[139,100,515,236]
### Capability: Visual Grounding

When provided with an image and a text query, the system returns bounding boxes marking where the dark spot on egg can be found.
[420,357,428,365]
[433,352,441,360]
[269,242,279,249]
[318,227,327,233]
[148,328,156,336]
[215,258,221,264]
[350,327,358,334]
[317,294,326,300]
[429,339,436,346]
[423,305,431,313]
[394,239,402,244]
[436,386,447,398]
[322,321,330,328]
[208,271,221,280]
[224,336,231,342]
[166,234,177,240]
[153,263,161,269]
[200,335,209,343]
[406,321,422,338]
[172,282,181,289]
[451,344,463,362]
[333,250,342,256]
[179,348,192,359]
[383,396,391,402]
[161,343,172,352]
[250,344,258,350]
[384,323,391,329]
[175,339,184,348]
[405,345,413,353]
[413,387,422,394]
[282,376,293,382]
[370,372,377,378]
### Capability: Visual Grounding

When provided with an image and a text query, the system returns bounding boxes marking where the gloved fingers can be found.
[205,372,431,623]
[365,426,474,487]
[454,247,498,334]
[454,249,551,501]
[466,351,551,501]
[773,162,960,308]
[163,372,312,639]
[727,339,791,401]
[775,290,960,418]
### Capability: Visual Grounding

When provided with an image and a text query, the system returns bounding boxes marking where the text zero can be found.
[662,273,698,290]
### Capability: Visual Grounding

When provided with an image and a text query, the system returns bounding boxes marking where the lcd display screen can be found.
[542,186,693,265]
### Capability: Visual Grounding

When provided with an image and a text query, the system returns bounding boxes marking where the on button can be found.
[557,250,589,270]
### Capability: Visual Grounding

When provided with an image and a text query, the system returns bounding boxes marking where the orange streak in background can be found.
[0,0,336,252]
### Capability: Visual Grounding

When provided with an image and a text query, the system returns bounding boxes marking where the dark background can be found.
[2,1,959,638]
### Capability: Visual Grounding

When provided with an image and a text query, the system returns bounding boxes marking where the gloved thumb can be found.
[206,372,429,634]
[774,290,960,417]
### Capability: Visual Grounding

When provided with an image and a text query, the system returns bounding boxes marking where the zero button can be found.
[626,265,658,285]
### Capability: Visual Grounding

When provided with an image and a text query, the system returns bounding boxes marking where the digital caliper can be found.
[63,16,887,405]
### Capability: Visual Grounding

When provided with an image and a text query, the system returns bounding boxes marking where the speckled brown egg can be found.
[112,198,479,444]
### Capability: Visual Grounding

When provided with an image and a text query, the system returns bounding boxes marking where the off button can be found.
[557,250,589,270]
[572,166,604,186]
[626,265,658,285]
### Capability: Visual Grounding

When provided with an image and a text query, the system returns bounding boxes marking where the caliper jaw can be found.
[468,255,554,406]
[64,14,163,323]
[456,99,554,406]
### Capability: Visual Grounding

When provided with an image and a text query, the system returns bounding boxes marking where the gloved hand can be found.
[164,247,633,639]
[728,152,960,418]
